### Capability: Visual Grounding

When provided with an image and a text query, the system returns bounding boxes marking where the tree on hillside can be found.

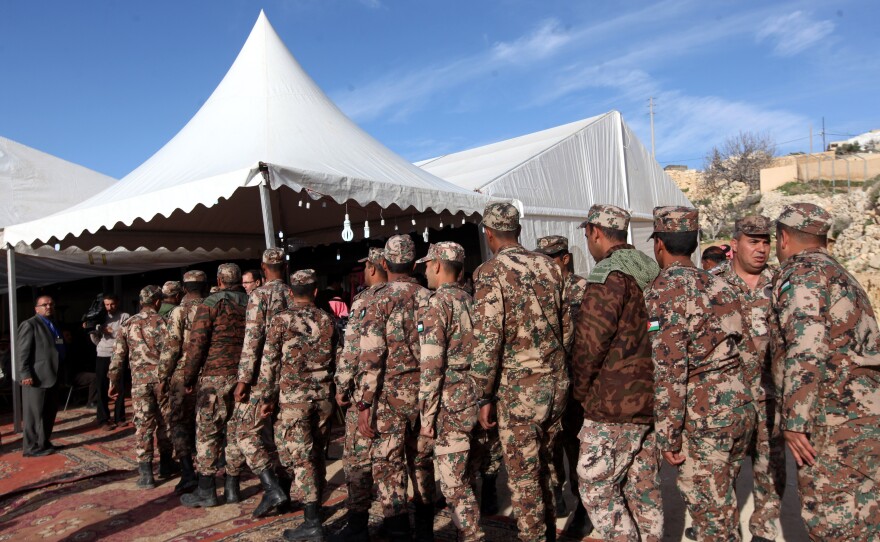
[703,131,776,192]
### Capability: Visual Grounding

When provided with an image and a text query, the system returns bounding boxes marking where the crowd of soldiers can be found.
[106,199,879,542]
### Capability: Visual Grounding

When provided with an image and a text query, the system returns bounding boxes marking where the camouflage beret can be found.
[290,269,317,286]
[183,270,207,283]
[648,206,699,240]
[139,285,162,305]
[358,247,385,265]
[775,203,832,236]
[735,215,773,237]
[162,281,183,297]
[481,202,519,232]
[415,241,465,264]
[534,235,569,256]
[262,247,286,265]
[384,234,416,264]
[217,263,242,285]
[579,204,630,231]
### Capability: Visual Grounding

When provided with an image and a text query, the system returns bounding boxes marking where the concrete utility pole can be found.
[649,97,656,158]
[822,117,826,152]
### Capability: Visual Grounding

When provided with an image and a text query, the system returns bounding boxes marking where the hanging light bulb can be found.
[423,226,429,243]
[54,243,61,251]
[380,209,385,226]
[278,230,284,240]
[439,219,444,229]
[336,249,341,261]
[341,213,354,242]
[298,199,303,207]
[411,217,417,226]
[306,201,311,209]
[364,220,371,238]
[462,217,466,225]
[286,253,290,261]
[394,223,399,231]
[322,201,327,208]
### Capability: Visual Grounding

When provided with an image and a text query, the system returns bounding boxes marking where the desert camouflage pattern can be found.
[384,234,416,264]
[471,425,502,478]
[225,401,272,476]
[262,247,285,264]
[358,246,385,265]
[770,246,880,540]
[649,205,699,236]
[776,202,832,236]
[534,235,569,256]
[575,419,662,542]
[579,203,630,231]
[274,399,334,503]
[193,374,237,475]
[162,281,183,297]
[237,279,296,386]
[183,288,248,386]
[109,306,171,463]
[415,241,465,264]
[217,262,242,285]
[734,215,773,237]
[481,201,520,231]
[470,243,571,542]
[290,268,317,285]
[183,270,207,282]
[435,406,484,542]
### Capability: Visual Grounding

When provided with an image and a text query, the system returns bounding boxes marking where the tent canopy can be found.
[3,11,490,252]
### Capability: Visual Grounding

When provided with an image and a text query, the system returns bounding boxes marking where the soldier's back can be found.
[274,302,336,402]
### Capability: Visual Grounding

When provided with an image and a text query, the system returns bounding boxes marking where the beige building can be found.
[760,151,880,192]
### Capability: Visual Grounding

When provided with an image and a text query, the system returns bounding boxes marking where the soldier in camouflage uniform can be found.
[180,263,249,508]
[572,204,662,542]
[227,248,294,515]
[471,202,571,542]
[356,235,435,541]
[644,206,756,542]
[158,270,207,493]
[417,242,485,542]
[470,424,502,515]
[710,216,784,542]
[771,203,880,541]
[159,281,183,317]
[259,269,337,541]
[334,247,387,541]
[108,285,172,489]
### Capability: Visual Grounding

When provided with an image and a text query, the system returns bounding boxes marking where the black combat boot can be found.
[225,474,241,504]
[479,474,499,516]
[328,510,369,542]
[565,501,593,539]
[383,514,411,542]
[554,485,569,518]
[253,468,289,518]
[180,474,218,507]
[136,462,155,489]
[414,502,434,542]
[158,451,180,478]
[175,455,198,493]
[283,502,325,541]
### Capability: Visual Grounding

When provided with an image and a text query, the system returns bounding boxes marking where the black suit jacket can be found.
[17,315,61,388]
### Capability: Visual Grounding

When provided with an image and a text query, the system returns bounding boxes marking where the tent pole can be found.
[6,243,22,433]
[616,113,634,244]
[258,164,276,250]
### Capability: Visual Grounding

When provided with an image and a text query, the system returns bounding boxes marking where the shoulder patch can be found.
[780,281,791,295]
[647,319,660,333]
[417,321,425,333]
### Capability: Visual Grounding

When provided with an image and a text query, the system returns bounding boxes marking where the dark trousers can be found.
[95,356,126,424]
[22,384,59,454]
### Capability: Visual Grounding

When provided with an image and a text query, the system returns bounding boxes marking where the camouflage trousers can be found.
[552,396,583,497]
[748,399,785,540]
[496,374,569,542]
[371,375,436,518]
[275,398,333,504]
[166,368,196,460]
[796,418,880,542]
[343,405,374,512]
[132,382,172,463]
[435,404,485,542]
[678,406,755,542]
[575,419,662,542]
[225,398,273,477]
[194,374,237,476]
[471,424,502,478]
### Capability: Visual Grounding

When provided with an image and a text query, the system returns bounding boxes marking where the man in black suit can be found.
[17,295,66,457]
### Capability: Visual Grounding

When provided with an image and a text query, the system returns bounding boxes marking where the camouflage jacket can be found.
[158,294,203,382]
[770,247,880,432]
[645,262,754,451]
[563,272,588,355]
[109,307,166,388]
[357,276,431,404]
[717,260,777,402]
[237,279,296,386]
[159,302,177,318]
[470,244,571,398]
[419,282,477,429]
[259,300,337,405]
[572,245,655,424]
[184,287,248,385]
[335,284,384,400]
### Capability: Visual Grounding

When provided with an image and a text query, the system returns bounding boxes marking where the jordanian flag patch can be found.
[417,321,425,333]
[648,319,660,332]
[780,281,792,294]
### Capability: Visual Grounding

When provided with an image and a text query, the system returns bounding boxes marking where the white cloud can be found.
[490,19,572,63]
[756,11,834,56]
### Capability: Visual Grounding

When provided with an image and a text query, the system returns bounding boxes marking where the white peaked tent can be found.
[417,111,692,273]
[3,11,491,253]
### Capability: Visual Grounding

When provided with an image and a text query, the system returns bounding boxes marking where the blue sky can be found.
[1,0,877,179]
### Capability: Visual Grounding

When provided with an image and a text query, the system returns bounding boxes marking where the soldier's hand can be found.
[784,430,816,467]
[234,382,250,403]
[662,450,686,466]
[419,425,435,438]
[108,384,118,401]
[258,403,274,419]
[358,408,376,438]
[336,393,351,408]
[478,403,496,430]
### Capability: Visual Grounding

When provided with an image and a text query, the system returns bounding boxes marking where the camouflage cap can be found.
[290,269,317,286]
[415,241,466,264]
[534,235,569,256]
[481,202,520,231]
[162,281,183,297]
[734,215,773,237]
[358,247,385,265]
[217,263,242,285]
[384,234,416,264]
[139,285,162,305]
[183,270,207,283]
[648,206,700,240]
[579,204,630,231]
[262,247,286,265]
[775,203,832,236]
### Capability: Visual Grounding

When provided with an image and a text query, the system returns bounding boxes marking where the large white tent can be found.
[417,112,692,273]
